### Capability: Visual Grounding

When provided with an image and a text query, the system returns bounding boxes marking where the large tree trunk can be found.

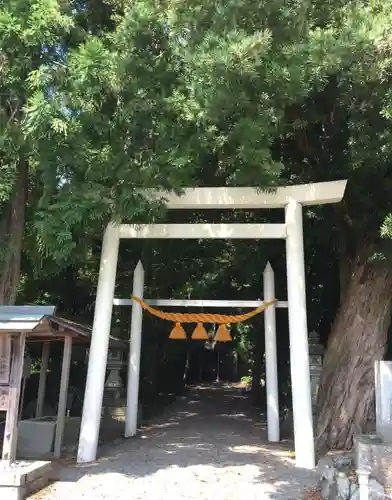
[338,227,352,304]
[316,246,392,458]
[0,161,28,304]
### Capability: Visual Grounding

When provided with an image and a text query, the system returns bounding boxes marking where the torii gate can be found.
[76,180,347,469]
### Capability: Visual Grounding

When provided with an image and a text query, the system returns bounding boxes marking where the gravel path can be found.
[30,383,317,500]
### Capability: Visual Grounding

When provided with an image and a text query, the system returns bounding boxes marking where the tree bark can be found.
[0,161,28,304]
[316,246,392,457]
[338,232,351,304]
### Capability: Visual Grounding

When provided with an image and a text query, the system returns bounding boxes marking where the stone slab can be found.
[0,461,52,500]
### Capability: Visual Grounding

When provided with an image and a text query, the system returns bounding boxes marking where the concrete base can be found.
[0,461,52,500]
[355,434,392,490]
[17,416,81,459]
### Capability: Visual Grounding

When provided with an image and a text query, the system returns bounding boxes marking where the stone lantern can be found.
[103,344,126,407]
[308,331,324,417]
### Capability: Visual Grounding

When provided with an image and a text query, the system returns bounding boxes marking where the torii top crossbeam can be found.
[151,180,347,209]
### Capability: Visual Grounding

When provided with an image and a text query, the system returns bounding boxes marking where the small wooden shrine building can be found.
[0,306,93,463]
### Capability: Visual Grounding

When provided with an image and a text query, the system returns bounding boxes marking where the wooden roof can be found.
[0,306,125,346]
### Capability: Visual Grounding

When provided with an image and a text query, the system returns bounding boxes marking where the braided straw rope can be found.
[131,296,278,324]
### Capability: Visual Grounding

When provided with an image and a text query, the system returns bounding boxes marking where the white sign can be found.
[0,385,9,411]
[0,336,11,384]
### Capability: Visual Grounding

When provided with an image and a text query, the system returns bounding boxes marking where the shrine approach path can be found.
[30,383,316,500]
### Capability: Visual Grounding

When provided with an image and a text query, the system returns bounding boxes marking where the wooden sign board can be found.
[0,385,9,411]
[0,336,11,384]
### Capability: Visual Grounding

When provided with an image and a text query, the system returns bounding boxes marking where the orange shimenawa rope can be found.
[131,296,278,324]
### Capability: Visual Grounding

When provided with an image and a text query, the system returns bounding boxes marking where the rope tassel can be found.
[169,322,186,340]
[192,323,209,340]
[214,324,232,342]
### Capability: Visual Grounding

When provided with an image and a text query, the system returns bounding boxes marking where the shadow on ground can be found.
[36,384,317,500]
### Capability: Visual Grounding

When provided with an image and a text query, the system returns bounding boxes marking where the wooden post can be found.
[54,336,72,458]
[0,335,11,384]
[19,355,32,420]
[36,342,50,418]
[18,378,26,422]
[2,333,26,463]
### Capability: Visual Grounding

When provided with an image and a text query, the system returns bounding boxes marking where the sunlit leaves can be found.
[9,0,392,269]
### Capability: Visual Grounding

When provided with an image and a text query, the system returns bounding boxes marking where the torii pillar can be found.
[285,200,314,468]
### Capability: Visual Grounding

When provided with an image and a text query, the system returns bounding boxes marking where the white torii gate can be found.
[76,180,347,469]
[114,261,286,443]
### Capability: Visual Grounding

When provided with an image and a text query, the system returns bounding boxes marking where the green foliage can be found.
[0,0,76,285]
[0,2,71,209]
[0,0,74,143]
[240,375,265,388]
[15,0,392,339]
[22,0,372,266]
[279,1,392,251]
[8,0,392,414]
